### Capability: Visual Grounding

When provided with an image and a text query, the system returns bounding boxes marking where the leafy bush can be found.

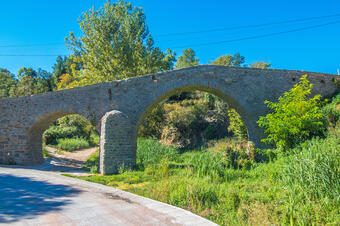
[257,75,327,150]
[56,137,90,151]
[138,92,234,148]
[322,93,340,127]
[138,103,166,139]
[161,100,209,148]
[43,125,79,145]
[43,114,98,145]
[227,108,248,139]
[89,133,100,146]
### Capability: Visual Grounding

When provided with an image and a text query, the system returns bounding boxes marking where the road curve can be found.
[0,166,217,226]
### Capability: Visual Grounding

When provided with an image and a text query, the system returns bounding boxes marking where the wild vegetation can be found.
[1,1,339,225]
[71,77,340,225]
[43,114,99,151]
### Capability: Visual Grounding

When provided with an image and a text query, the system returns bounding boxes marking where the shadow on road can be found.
[0,174,82,223]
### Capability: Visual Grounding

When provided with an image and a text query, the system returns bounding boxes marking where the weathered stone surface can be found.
[100,110,135,174]
[0,65,337,174]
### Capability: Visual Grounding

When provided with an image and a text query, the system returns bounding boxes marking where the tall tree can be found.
[211,53,245,67]
[175,48,199,69]
[251,62,271,69]
[52,56,80,79]
[0,69,17,98]
[13,67,56,97]
[65,1,175,88]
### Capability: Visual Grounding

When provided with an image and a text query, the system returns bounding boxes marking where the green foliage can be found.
[188,151,228,180]
[322,93,340,126]
[56,137,90,151]
[7,67,57,98]
[227,108,248,139]
[280,135,340,224]
[250,62,271,69]
[136,138,179,169]
[162,177,219,212]
[139,92,233,148]
[43,114,98,146]
[257,75,327,150]
[66,1,175,87]
[175,48,199,69]
[84,148,100,173]
[78,126,340,225]
[43,125,79,145]
[0,69,17,98]
[138,103,166,139]
[161,100,209,148]
[211,53,245,67]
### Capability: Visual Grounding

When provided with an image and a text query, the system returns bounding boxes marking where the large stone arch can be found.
[98,84,264,174]
[134,84,256,144]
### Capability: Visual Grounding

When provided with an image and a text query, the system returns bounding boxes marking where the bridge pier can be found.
[99,110,136,175]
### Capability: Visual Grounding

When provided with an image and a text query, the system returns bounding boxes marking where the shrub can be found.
[89,133,100,146]
[138,92,233,148]
[43,125,79,145]
[207,138,255,170]
[43,114,98,145]
[322,93,340,127]
[257,75,327,150]
[227,108,248,139]
[161,100,209,148]
[138,103,166,139]
[56,137,90,151]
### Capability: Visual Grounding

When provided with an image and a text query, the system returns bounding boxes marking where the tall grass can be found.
[280,135,340,224]
[56,137,90,151]
[136,138,179,169]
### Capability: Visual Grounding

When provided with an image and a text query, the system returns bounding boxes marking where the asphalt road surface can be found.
[0,166,217,226]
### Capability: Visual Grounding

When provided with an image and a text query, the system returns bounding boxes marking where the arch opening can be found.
[130,85,255,173]
[27,112,100,169]
[135,85,252,146]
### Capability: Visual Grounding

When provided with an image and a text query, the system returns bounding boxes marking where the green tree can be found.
[65,1,175,87]
[211,53,245,67]
[251,62,271,69]
[0,69,17,98]
[175,48,199,69]
[13,67,56,97]
[257,75,327,150]
[227,108,248,139]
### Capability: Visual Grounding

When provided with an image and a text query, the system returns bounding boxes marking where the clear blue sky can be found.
[1,0,340,75]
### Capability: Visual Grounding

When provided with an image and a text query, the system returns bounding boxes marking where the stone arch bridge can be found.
[0,65,337,174]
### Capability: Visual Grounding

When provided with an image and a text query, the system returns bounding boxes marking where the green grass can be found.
[56,137,90,151]
[68,96,340,225]
[84,148,100,173]
[69,135,340,225]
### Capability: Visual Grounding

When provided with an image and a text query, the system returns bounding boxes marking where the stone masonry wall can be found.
[0,65,337,174]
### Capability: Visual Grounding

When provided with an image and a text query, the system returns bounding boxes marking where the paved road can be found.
[0,166,217,226]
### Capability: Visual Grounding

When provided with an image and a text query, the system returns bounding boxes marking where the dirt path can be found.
[45,146,98,162]
[41,146,98,174]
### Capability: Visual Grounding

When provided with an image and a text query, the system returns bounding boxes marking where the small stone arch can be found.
[26,111,93,165]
